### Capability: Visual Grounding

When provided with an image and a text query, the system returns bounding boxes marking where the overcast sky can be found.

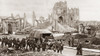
[0,0,100,24]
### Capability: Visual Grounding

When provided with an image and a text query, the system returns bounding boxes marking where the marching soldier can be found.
[36,39,41,52]
[20,38,26,49]
[29,39,33,51]
[76,42,82,55]
[4,37,8,47]
[37,44,40,52]
[8,38,13,47]
[12,38,16,48]
[52,41,57,52]
[26,38,30,50]
[1,37,6,47]
[15,38,20,50]
[42,42,47,51]
[56,40,62,53]
[59,42,64,54]
[31,39,36,52]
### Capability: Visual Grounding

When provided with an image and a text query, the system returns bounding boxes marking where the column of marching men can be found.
[0,36,64,54]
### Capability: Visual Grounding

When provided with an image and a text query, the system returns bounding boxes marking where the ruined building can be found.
[0,13,27,34]
[50,1,79,28]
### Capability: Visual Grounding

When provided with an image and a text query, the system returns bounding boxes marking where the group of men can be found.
[0,37,27,50]
[0,36,64,54]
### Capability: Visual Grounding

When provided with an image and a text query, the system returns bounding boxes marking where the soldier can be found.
[59,42,64,54]
[4,37,8,47]
[12,38,16,48]
[52,41,57,52]
[42,42,47,51]
[36,39,41,52]
[35,38,38,43]
[20,38,26,49]
[1,38,3,47]
[76,42,82,55]
[26,38,30,50]
[1,37,5,47]
[29,39,33,51]
[71,37,74,47]
[37,44,40,52]
[8,38,13,47]
[31,39,36,52]
[68,38,71,46]
[15,38,20,50]
[56,40,62,53]
[44,37,48,42]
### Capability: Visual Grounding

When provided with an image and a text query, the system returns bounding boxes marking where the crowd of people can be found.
[0,36,64,54]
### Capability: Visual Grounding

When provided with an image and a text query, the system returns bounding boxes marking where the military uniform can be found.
[42,42,47,51]
[52,42,57,52]
[4,37,8,47]
[12,38,16,48]
[59,43,64,54]
[1,38,5,47]
[76,43,82,55]
[15,39,20,50]
[56,41,62,53]
[8,39,12,47]
[32,39,36,52]
[20,38,26,48]
[37,44,40,52]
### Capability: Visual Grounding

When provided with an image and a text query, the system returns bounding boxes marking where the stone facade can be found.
[50,1,79,27]
[0,14,27,34]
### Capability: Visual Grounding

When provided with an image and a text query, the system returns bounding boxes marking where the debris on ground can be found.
[0,50,63,56]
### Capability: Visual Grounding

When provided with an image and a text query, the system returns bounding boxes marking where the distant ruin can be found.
[48,1,79,32]
[0,13,28,34]
[50,1,79,26]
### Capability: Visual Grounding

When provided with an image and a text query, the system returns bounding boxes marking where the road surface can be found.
[62,47,100,56]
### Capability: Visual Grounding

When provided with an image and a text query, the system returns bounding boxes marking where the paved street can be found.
[62,47,100,56]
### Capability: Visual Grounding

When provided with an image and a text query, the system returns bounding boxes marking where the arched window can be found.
[58,16,63,23]
[8,23,12,34]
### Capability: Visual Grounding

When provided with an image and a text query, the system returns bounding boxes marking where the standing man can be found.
[56,40,62,53]
[68,38,71,46]
[59,41,64,54]
[20,38,26,49]
[12,38,16,48]
[42,41,47,51]
[76,42,82,55]
[71,37,74,47]
[15,38,20,50]
[32,39,36,52]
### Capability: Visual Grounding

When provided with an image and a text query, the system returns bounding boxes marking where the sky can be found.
[0,0,100,24]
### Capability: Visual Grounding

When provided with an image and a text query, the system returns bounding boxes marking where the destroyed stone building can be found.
[47,1,79,32]
[0,13,27,34]
[50,1,79,27]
